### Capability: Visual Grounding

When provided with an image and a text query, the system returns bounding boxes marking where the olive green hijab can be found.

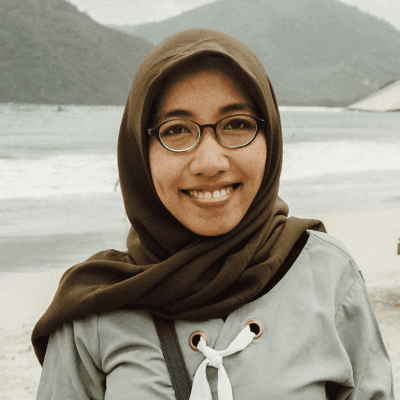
[32,28,325,365]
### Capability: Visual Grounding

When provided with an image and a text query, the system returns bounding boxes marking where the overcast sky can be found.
[67,0,400,30]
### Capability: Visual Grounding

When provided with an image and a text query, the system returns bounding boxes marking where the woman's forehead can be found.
[150,57,260,124]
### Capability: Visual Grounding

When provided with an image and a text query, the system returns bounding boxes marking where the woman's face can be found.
[148,63,267,236]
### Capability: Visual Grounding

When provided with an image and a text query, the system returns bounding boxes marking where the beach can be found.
[1,104,399,398]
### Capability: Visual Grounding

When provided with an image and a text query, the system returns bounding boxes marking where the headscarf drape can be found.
[32,28,325,365]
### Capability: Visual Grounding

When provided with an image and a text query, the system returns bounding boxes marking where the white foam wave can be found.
[2,140,399,200]
[280,106,345,113]
[1,153,118,199]
[281,140,400,180]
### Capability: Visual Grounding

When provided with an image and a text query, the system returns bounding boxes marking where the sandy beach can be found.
[310,209,400,399]
[0,208,399,399]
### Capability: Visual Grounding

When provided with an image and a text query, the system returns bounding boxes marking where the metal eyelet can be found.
[189,330,208,351]
[244,319,263,339]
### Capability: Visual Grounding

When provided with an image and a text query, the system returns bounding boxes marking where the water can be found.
[1,103,399,200]
[1,103,399,273]
[0,104,122,199]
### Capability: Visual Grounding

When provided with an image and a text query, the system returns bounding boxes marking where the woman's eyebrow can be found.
[219,103,255,114]
[156,102,256,125]
[152,109,193,127]
[164,109,193,119]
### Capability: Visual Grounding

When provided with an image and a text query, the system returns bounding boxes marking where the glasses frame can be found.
[148,114,265,153]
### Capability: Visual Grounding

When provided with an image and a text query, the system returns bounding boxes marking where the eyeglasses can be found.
[148,114,265,153]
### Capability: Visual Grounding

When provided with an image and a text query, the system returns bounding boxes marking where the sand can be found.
[0,209,399,399]
[307,208,400,399]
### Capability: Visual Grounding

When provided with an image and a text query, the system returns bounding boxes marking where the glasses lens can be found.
[217,115,258,147]
[159,120,199,151]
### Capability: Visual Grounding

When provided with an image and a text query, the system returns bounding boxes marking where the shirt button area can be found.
[189,330,208,351]
[244,319,263,339]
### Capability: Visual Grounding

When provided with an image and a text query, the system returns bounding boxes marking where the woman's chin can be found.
[180,215,242,237]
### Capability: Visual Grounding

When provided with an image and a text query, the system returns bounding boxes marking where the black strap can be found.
[153,315,192,400]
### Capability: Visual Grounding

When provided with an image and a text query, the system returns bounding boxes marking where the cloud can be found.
[338,0,400,30]
[67,0,216,25]
[67,0,399,29]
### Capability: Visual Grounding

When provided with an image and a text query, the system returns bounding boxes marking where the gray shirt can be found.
[36,231,394,399]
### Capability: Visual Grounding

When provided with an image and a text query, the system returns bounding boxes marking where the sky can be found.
[67,0,400,30]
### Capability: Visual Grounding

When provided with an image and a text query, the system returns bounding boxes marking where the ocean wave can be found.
[280,106,345,113]
[0,153,119,199]
[2,104,399,200]
[281,140,400,181]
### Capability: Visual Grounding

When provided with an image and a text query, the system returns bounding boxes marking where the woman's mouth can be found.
[182,183,242,200]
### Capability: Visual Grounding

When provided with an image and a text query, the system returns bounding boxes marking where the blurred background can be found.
[0,0,399,398]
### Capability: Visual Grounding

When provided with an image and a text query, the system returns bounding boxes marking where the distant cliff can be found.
[114,0,400,106]
[0,0,153,105]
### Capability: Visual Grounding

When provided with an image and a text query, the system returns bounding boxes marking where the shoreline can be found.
[303,208,400,289]
[0,229,128,276]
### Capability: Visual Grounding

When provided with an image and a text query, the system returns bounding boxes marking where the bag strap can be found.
[153,314,192,400]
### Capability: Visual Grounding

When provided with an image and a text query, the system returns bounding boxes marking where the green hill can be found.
[116,0,400,106]
[0,0,153,105]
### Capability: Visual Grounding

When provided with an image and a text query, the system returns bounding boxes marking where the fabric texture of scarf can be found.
[32,28,325,365]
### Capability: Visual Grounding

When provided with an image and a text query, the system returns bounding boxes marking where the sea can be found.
[1,103,399,274]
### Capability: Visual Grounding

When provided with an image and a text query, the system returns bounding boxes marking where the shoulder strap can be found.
[153,314,192,400]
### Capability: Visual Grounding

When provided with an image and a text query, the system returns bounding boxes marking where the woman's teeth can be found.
[188,185,235,199]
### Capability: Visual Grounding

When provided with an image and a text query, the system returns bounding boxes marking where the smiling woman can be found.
[148,59,267,236]
[33,29,394,399]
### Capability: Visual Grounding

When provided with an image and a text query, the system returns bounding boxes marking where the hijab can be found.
[32,28,325,365]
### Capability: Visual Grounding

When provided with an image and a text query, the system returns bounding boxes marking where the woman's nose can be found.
[189,128,229,177]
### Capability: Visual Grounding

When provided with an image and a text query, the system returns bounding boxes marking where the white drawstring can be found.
[189,325,255,400]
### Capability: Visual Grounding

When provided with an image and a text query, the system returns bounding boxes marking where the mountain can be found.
[0,0,153,105]
[117,0,400,106]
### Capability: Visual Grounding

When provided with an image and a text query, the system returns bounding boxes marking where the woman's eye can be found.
[224,119,250,130]
[163,124,190,136]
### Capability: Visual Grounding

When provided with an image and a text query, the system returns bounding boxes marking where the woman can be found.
[33,29,394,399]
